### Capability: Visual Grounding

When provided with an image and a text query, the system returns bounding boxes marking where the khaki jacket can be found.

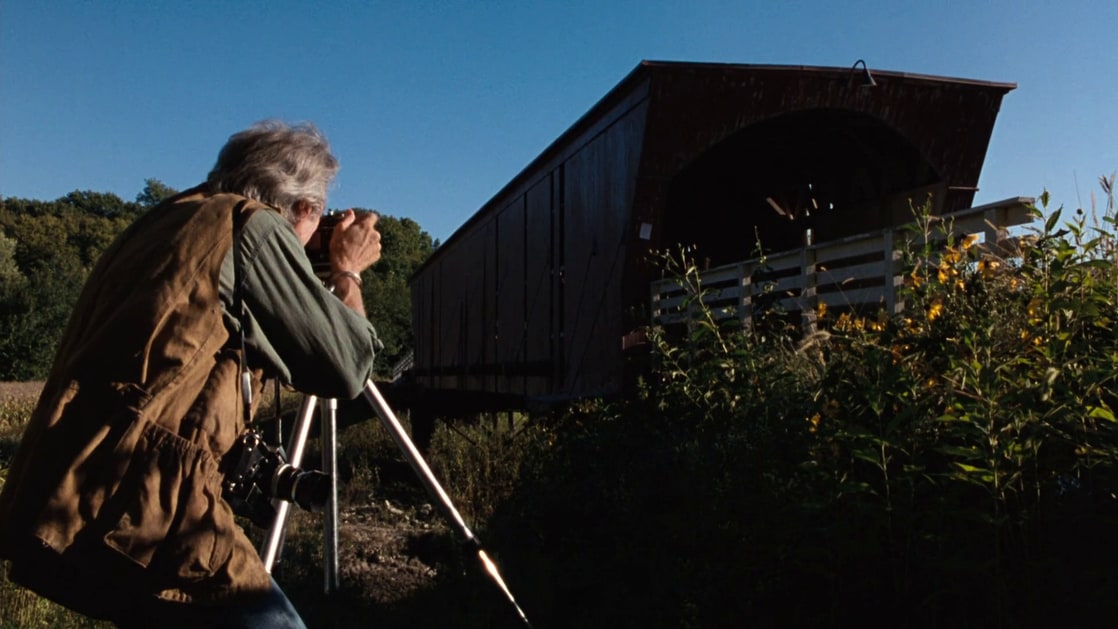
[0,189,277,617]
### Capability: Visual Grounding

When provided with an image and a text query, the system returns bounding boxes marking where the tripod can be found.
[259,379,532,627]
[259,390,340,588]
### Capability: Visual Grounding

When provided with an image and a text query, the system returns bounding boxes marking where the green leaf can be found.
[1044,208,1062,233]
[1087,405,1117,423]
[953,462,989,474]
[935,444,980,458]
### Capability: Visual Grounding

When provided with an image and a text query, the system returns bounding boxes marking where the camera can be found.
[222,430,331,528]
[305,212,345,277]
[305,210,375,278]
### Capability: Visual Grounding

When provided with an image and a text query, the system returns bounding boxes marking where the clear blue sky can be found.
[2,1,1115,242]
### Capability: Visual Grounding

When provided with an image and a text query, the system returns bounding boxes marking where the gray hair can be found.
[207,120,339,220]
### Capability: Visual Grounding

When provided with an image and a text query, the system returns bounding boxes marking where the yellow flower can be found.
[817,302,827,319]
[808,413,821,433]
[938,260,959,284]
[908,262,924,288]
[961,233,980,249]
[1027,298,1042,320]
[890,343,908,364]
[927,300,944,321]
[977,258,1001,278]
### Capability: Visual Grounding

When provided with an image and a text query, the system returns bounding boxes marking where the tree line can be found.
[0,179,436,381]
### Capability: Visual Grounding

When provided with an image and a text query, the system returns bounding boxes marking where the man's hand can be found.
[329,209,382,274]
[327,209,381,316]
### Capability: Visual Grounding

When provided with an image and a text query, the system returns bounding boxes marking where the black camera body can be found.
[222,430,331,528]
[306,212,345,277]
[306,210,375,278]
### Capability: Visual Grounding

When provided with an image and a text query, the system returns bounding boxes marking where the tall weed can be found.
[483,189,1118,627]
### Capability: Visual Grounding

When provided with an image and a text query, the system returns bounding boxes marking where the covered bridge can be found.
[403,60,1021,420]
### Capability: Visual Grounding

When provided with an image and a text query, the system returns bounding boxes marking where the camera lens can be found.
[274,465,332,512]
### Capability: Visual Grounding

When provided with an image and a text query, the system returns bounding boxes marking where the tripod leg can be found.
[322,398,340,594]
[360,380,475,541]
[262,394,319,572]
[360,379,532,627]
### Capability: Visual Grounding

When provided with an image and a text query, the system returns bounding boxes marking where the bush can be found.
[479,190,1118,627]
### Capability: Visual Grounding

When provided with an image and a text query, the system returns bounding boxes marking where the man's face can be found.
[291,200,322,246]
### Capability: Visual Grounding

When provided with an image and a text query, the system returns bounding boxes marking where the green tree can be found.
[1,201,131,274]
[136,178,179,207]
[0,193,436,381]
[0,264,81,379]
[351,211,436,376]
[0,193,138,379]
[0,230,21,285]
[60,190,142,219]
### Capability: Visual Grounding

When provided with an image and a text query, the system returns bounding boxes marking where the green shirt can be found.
[219,209,379,399]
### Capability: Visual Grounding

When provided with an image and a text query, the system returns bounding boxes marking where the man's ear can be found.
[293,199,318,220]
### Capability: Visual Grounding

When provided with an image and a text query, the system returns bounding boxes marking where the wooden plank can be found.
[814,234,886,265]
[650,198,1036,328]
[817,287,890,308]
[524,175,556,396]
[495,199,527,394]
[815,259,893,286]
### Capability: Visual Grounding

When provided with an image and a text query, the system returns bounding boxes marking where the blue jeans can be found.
[114,578,306,629]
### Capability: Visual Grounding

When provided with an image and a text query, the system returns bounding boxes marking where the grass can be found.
[0,381,532,628]
[0,382,39,450]
[1,381,113,628]
[0,381,39,494]
[0,382,320,628]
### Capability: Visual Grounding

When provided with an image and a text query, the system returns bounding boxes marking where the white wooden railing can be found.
[651,197,1036,329]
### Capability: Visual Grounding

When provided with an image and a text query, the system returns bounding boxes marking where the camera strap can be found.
[232,200,255,427]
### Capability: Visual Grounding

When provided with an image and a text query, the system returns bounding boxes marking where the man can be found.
[0,120,382,627]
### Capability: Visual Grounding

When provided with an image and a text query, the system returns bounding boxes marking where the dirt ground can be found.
[266,492,467,629]
[333,498,447,604]
[286,484,539,629]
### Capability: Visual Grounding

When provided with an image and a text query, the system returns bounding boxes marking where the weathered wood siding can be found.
[411,81,651,403]
[409,61,1015,411]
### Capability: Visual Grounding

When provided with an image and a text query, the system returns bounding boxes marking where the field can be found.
[0,381,39,475]
[0,381,528,628]
[0,381,40,422]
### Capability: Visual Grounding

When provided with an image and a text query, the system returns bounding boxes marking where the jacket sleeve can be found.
[221,210,379,399]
